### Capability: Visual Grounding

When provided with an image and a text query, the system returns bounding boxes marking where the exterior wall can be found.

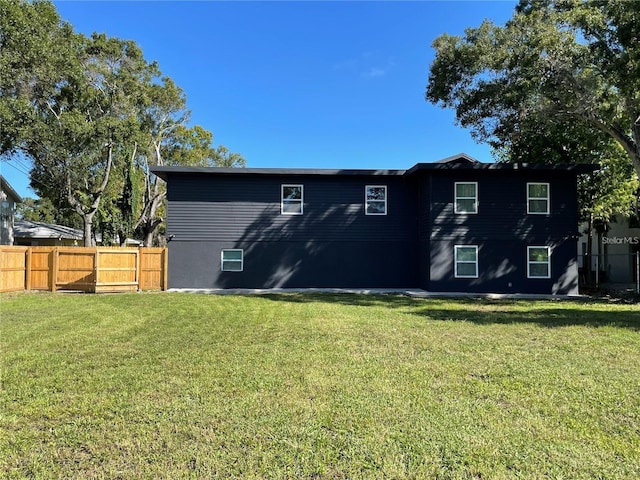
[14,238,80,247]
[0,197,16,245]
[166,173,419,289]
[421,170,580,294]
[164,168,581,294]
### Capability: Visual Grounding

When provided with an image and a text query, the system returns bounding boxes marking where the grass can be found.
[1,292,639,479]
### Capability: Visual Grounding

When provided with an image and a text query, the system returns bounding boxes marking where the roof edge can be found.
[0,175,23,203]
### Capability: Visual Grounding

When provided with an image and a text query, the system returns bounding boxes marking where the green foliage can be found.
[2,293,640,478]
[14,196,81,228]
[426,0,640,185]
[1,0,245,246]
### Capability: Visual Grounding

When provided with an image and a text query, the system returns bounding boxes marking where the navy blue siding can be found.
[166,174,419,289]
[428,239,578,294]
[428,171,578,241]
[164,168,581,294]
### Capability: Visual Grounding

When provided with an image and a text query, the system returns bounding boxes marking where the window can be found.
[527,246,550,278]
[365,185,387,215]
[455,245,478,278]
[527,183,550,214]
[281,185,303,215]
[455,182,478,214]
[221,249,243,272]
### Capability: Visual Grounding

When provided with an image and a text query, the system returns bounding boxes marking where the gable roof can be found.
[433,153,481,165]
[0,175,23,203]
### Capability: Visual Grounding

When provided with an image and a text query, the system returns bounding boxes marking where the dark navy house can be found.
[152,154,592,294]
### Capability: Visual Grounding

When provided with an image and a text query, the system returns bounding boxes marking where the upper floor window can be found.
[281,185,303,215]
[221,249,243,272]
[454,182,478,214]
[527,246,550,278]
[365,185,387,215]
[527,183,549,214]
[454,245,478,278]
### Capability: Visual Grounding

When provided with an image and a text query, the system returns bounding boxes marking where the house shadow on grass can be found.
[259,293,640,331]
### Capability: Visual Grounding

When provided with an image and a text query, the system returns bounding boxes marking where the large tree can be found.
[426,0,640,178]
[1,0,245,246]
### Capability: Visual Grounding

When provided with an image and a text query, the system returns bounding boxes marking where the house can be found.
[13,220,84,246]
[14,220,143,247]
[0,175,23,245]
[152,154,594,295]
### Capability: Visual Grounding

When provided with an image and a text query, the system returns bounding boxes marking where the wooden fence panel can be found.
[55,248,96,292]
[0,246,167,292]
[29,247,54,290]
[95,248,138,293]
[0,246,27,292]
[139,248,167,291]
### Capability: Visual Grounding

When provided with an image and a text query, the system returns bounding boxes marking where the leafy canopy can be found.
[426,0,639,177]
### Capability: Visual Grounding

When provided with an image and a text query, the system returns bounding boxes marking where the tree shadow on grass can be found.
[258,293,640,330]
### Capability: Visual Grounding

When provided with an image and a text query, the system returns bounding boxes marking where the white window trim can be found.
[527,246,551,279]
[365,185,387,216]
[221,249,244,272]
[281,184,304,215]
[454,245,479,278]
[454,182,478,214]
[527,182,550,215]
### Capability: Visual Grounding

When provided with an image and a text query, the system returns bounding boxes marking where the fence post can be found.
[51,247,58,292]
[135,248,141,291]
[163,247,169,291]
[25,247,31,291]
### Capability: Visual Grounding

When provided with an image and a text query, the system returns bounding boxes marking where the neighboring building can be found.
[579,215,640,285]
[0,175,23,245]
[14,220,84,246]
[152,154,593,295]
[13,220,141,247]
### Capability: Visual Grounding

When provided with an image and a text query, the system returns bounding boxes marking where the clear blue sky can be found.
[1,0,518,199]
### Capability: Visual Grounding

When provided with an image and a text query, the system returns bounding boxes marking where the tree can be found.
[0,0,76,155]
[24,33,154,245]
[134,78,245,246]
[426,0,640,178]
[2,0,245,246]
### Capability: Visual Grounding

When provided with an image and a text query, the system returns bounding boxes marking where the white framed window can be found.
[280,185,304,215]
[527,246,550,278]
[281,185,303,215]
[454,182,478,214]
[455,245,478,278]
[527,183,550,214]
[365,185,387,215]
[221,249,243,272]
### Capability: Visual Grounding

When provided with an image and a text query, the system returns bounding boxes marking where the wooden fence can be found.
[0,246,167,293]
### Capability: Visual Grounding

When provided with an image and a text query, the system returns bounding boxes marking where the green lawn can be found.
[1,292,639,479]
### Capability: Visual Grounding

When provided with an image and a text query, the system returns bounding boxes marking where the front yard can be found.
[1,292,639,479]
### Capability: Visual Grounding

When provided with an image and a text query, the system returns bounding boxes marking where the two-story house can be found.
[152,154,593,294]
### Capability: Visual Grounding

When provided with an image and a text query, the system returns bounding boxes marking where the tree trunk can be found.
[83,213,95,247]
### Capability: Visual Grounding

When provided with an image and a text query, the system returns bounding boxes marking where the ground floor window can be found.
[455,245,478,278]
[221,249,243,272]
[527,246,550,278]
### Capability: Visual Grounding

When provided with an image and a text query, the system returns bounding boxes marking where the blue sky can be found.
[1,1,518,198]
